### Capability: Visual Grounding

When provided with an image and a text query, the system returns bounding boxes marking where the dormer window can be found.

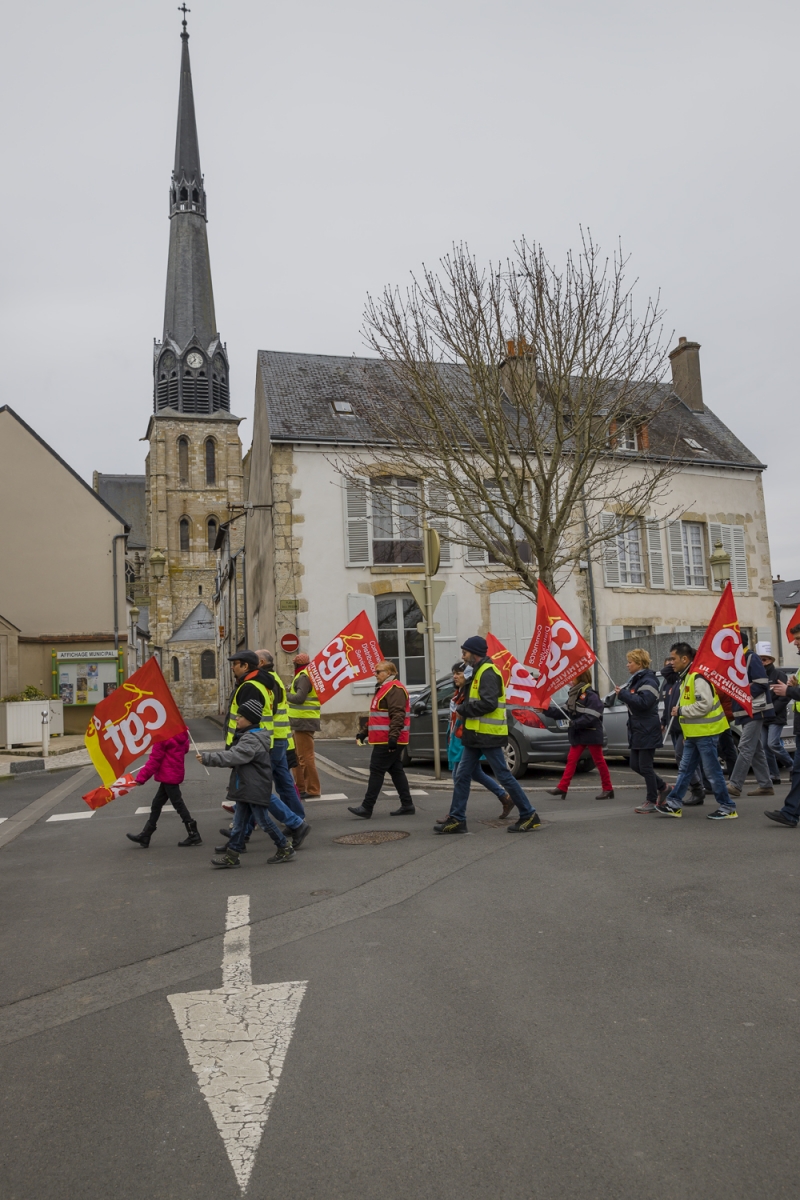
[683,437,708,453]
[332,400,353,415]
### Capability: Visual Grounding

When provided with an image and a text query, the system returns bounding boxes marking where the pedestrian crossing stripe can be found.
[135,806,178,814]
[46,811,94,822]
[306,793,348,802]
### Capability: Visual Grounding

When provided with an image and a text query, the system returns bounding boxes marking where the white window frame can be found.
[466,480,528,568]
[600,514,645,587]
[679,521,707,589]
[343,478,372,567]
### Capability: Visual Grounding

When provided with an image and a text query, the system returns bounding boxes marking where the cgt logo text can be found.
[92,698,169,758]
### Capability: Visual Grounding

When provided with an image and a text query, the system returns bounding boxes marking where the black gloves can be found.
[387,738,398,751]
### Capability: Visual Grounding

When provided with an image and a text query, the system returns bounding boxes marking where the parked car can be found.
[401,675,606,778]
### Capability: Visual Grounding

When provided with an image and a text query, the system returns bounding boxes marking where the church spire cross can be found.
[178,5,191,34]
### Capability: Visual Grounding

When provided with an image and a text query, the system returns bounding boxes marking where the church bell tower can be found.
[145,10,243,716]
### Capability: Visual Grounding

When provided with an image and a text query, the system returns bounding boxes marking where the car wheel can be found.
[400,746,412,767]
[503,737,527,779]
[574,752,596,774]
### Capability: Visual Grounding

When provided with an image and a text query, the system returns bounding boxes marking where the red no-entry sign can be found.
[280,633,300,654]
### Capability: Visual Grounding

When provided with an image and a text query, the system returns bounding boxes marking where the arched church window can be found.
[178,437,189,483]
[207,517,218,552]
[205,439,216,485]
[172,656,180,682]
[179,186,188,202]
[201,650,216,679]
[179,517,190,552]
[192,188,199,203]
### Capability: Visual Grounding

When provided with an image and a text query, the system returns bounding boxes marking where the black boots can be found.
[178,819,202,847]
[390,805,415,816]
[127,821,156,848]
[348,805,373,819]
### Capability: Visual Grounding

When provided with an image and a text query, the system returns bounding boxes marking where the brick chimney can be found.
[669,337,703,412]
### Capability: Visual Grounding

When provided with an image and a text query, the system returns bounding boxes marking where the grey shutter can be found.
[433,592,458,677]
[668,521,686,588]
[344,479,371,566]
[645,521,666,588]
[600,513,620,586]
[347,594,379,693]
[426,484,452,566]
[466,540,488,565]
[489,591,536,661]
[708,522,748,592]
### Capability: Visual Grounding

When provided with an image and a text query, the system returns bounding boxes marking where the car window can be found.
[436,680,454,705]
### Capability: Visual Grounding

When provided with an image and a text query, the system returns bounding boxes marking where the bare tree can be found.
[339,234,684,596]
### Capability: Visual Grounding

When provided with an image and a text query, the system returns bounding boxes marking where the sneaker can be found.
[634,799,657,814]
[747,787,775,796]
[219,826,234,838]
[433,816,468,834]
[726,784,742,798]
[707,807,738,820]
[765,809,797,827]
[211,850,240,869]
[267,843,297,863]
[289,822,311,850]
[507,810,541,832]
[655,800,682,818]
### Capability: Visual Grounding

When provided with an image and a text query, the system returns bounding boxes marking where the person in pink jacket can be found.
[126,729,202,848]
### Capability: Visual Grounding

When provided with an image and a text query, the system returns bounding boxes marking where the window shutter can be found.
[708,522,748,592]
[426,484,452,566]
[600,513,620,586]
[645,521,665,588]
[668,521,686,588]
[730,525,748,591]
[466,541,488,566]
[433,593,458,677]
[344,479,371,566]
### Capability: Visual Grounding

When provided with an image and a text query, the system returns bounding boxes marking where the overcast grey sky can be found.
[1,0,796,574]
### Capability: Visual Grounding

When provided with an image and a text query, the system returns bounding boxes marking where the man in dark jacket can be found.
[256,650,305,818]
[727,634,774,798]
[758,643,793,777]
[437,636,540,834]
[765,623,800,825]
[200,698,307,868]
[615,649,667,813]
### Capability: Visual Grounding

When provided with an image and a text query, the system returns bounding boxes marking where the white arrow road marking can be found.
[168,895,307,1193]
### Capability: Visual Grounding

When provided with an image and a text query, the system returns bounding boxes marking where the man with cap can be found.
[199,697,304,868]
[436,635,541,834]
[726,632,775,800]
[287,652,321,798]
[757,641,793,779]
[348,660,415,818]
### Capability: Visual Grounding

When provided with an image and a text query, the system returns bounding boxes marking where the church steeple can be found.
[154,12,230,415]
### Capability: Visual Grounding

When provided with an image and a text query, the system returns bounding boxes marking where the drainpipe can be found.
[112,534,128,654]
[775,601,784,664]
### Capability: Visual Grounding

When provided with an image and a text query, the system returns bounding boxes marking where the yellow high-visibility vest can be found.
[226,678,274,746]
[678,673,728,738]
[464,662,508,738]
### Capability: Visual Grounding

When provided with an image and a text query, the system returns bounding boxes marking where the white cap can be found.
[755,641,772,657]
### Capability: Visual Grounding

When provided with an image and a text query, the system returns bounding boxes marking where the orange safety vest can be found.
[368,679,411,745]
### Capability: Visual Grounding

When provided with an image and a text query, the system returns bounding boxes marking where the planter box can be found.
[0,700,64,749]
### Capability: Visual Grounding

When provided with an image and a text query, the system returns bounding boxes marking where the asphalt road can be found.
[1,730,800,1199]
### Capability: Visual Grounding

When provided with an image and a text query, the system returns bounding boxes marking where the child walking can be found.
[126,727,202,848]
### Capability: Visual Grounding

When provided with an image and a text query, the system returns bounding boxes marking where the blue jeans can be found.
[450,744,533,823]
[454,753,507,800]
[228,801,288,852]
[762,723,793,775]
[243,793,303,837]
[779,740,800,825]
[271,739,305,818]
[668,735,733,810]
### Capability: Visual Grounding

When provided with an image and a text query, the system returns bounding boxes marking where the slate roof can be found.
[168,602,215,643]
[255,351,765,472]
[95,475,146,548]
[774,579,800,607]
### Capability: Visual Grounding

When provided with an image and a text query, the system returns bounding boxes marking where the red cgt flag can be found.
[83,773,138,811]
[785,603,800,647]
[692,582,752,716]
[523,581,596,706]
[307,611,384,705]
[84,657,187,787]
[486,632,545,727]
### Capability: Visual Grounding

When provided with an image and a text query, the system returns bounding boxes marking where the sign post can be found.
[408,524,445,779]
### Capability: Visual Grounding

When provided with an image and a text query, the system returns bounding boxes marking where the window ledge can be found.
[370,565,425,575]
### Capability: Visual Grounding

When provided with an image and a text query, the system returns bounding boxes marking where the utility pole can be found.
[409,523,446,780]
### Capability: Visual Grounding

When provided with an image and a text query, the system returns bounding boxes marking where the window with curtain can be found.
[179,517,190,552]
[600,514,644,586]
[371,477,423,564]
[178,436,189,484]
[205,438,216,485]
[681,522,707,588]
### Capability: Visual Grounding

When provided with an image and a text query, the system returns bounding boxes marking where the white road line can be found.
[46,811,94,822]
[306,793,349,802]
[134,806,178,814]
[0,818,6,824]
[168,895,307,1193]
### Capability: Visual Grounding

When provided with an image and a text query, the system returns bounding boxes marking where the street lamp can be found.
[129,605,140,670]
[149,549,166,579]
[709,540,731,590]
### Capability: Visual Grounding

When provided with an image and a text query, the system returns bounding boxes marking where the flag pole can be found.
[188,728,210,776]
[595,659,618,690]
